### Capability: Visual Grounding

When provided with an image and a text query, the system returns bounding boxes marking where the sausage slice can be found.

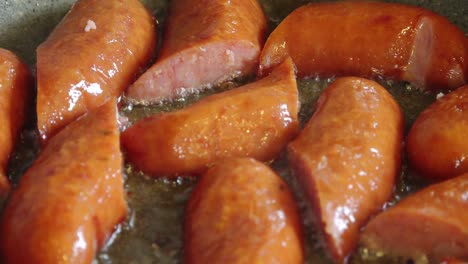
[0,100,127,264]
[407,84,468,180]
[122,58,299,177]
[288,77,404,263]
[37,0,157,141]
[0,48,31,199]
[361,173,468,263]
[259,1,468,91]
[126,0,267,104]
[184,158,304,264]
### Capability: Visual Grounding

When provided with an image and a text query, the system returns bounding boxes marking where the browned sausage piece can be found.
[0,100,127,264]
[126,0,267,104]
[288,77,404,263]
[184,158,304,264]
[122,58,298,177]
[259,1,468,92]
[361,173,468,263]
[37,0,156,142]
[407,84,468,181]
[0,48,31,199]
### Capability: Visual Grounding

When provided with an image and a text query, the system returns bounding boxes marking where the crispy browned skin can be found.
[0,48,31,199]
[122,58,298,177]
[259,1,468,91]
[0,101,127,264]
[184,158,304,264]
[37,0,156,142]
[407,85,468,180]
[126,0,267,104]
[361,173,468,263]
[288,77,404,263]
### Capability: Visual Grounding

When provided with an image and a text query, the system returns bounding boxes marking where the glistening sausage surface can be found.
[126,0,267,104]
[288,77,404,263]
[361,173,468,263]
[259,1,468,91]
[37,0,156,141]
[0,101,127,264]
[0,48,31,200]
[122,58,298,177]
[407,85,468,180]
[184,158,304,264]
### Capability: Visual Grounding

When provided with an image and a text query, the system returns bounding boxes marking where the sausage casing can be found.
[122,58,299,177]
[407,85,468,180]
[184,158,304,264]
[361,173,468,263]
[0,48,31,199]
[37,0,156,141]
[126,0,267,103]
[259,1,468,91]
[288,77,404,263]
[0,100,127,264]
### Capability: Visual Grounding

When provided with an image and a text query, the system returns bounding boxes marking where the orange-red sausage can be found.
[0,101,127,264]
[288,77,404,263]
[361,173,468,263]
[184,158,304,264]
[407,85,468,180]
[259,1,468,91]
[37,0,156,142]
[122,58,298,177]
[126,0,267,104]
[0,48,31,198]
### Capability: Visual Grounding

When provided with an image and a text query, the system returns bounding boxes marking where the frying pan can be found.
[0,0,466,263]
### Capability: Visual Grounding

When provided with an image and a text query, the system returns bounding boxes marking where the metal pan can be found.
[0,0,466,263]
